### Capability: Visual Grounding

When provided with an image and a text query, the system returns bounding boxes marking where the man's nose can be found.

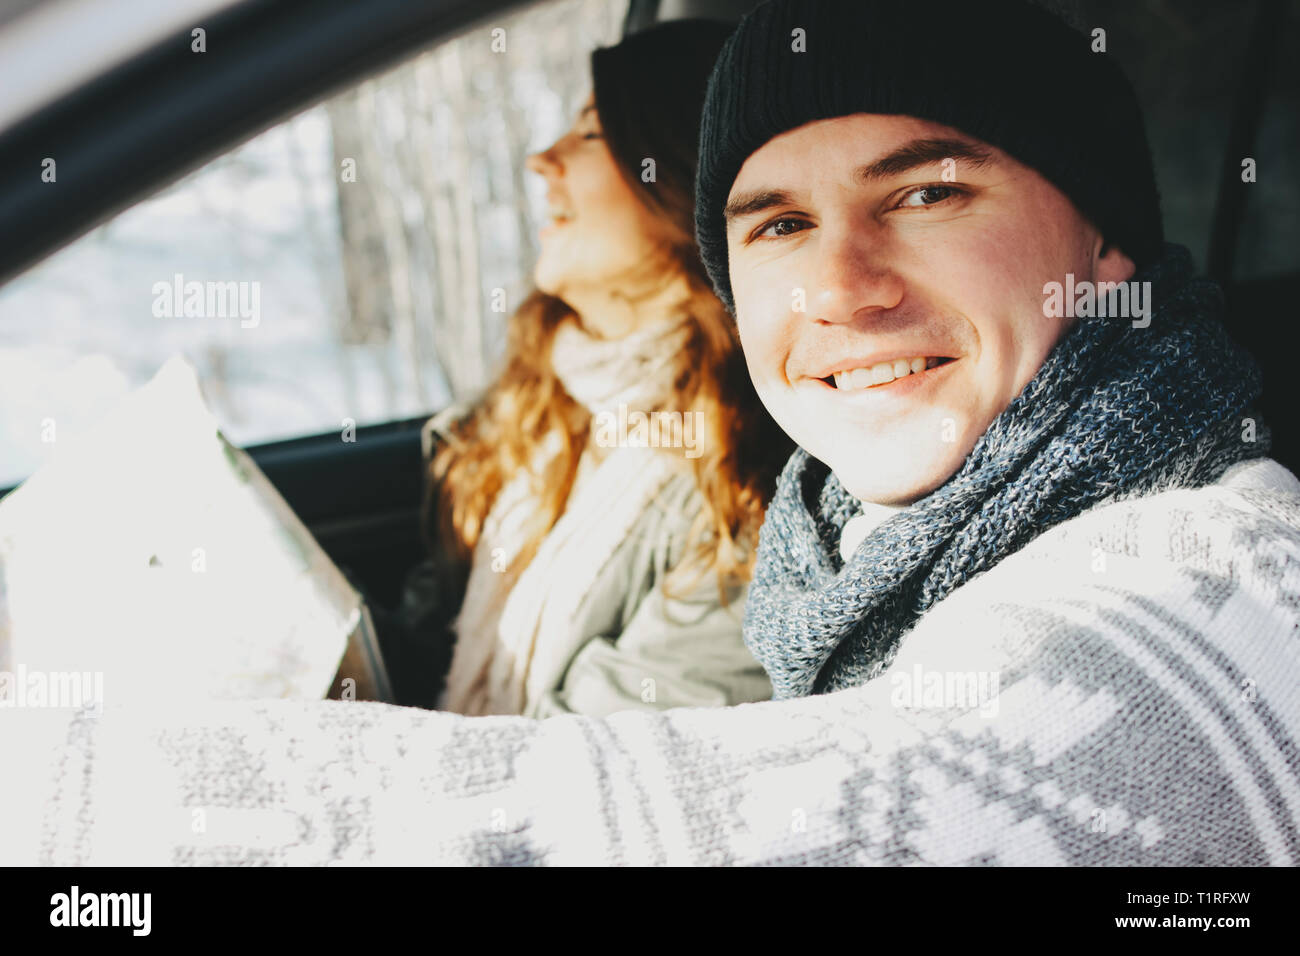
[809,225,904,324]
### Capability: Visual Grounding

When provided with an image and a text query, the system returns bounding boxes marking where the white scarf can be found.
[438,312,695,716]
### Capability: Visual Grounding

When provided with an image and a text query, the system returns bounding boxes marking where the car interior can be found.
[0,0,1295,706]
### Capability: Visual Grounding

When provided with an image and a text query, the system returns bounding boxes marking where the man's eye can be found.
[581,131,603,141]
[896,185,963,208]
[754,217,809,240]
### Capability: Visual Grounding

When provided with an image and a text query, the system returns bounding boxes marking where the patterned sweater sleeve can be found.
[5,472,1300,865]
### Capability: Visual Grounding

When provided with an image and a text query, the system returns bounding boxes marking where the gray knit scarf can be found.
[743,244,1272,699]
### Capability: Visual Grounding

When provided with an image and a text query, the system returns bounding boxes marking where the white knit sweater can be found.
[4,457,1299,865]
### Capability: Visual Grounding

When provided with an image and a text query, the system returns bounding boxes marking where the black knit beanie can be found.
[694,0,1164,314]
[591,19,736,242]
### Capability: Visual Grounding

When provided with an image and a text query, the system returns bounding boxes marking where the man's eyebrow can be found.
[855,137,995,183]
[723,189,797,227]
[723,138,996,229]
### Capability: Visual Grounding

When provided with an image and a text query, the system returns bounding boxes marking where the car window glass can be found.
[0,0,628,488]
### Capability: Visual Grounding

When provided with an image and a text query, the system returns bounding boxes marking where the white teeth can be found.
[546,206,574,222]
[830,356,946,390]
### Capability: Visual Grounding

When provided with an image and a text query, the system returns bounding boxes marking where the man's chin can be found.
[827,450,964,507]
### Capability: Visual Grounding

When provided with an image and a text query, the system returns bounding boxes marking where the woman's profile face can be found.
[526,93,670,316]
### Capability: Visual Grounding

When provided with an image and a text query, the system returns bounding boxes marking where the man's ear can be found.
[1095,236,1136,284]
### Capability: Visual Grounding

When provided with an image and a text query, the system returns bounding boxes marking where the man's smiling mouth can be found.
[819,355,957,390]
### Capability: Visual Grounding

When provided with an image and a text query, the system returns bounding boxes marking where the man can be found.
[4,0,1300,867]
[691,0,1300,861]
[693,0,1287,698]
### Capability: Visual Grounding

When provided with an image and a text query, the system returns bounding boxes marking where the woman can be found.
[397,20,792,718]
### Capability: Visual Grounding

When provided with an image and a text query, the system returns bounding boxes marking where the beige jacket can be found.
[420,405,772,719]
